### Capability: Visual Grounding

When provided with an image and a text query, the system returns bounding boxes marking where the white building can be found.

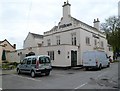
[118,1,120,17]
[7,1,112,67]
[23,32,43,49]
[42,1,109,67]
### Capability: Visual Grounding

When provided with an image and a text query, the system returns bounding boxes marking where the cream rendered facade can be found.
[7,1,112,67]
[0,39,16,63]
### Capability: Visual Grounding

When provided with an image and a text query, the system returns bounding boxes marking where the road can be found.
[2,62,119,90]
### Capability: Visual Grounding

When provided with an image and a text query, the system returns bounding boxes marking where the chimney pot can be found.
[94,19,96,23]
[64,2,66,5]
[13,44,16,49]
[97,18,99,22]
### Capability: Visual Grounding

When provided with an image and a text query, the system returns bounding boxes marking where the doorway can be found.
[71,50,77,67]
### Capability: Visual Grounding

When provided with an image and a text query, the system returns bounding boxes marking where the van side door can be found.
[25,58,32,73]
[20,58,27,73]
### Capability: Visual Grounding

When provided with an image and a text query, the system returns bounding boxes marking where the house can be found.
[0,39,16,63]
[23,32,43,49]
[7,1,113,67]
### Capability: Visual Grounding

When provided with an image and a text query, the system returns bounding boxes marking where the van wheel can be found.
[85,68,89,71]
[107,63,110,67]
[31,71,35,78]
[99,64,102,70]
[17,69,21,74]
[45,71,50,76]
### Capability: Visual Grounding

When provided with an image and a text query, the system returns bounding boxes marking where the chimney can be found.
[93,18,100,30]
[62,0,71,19]
[13,44,16,49]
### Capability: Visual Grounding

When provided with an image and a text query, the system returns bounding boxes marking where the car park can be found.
[82,51,110,70]
[16,55,52,77]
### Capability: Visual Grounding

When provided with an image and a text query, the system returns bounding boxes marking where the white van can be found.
[82,51,110,70]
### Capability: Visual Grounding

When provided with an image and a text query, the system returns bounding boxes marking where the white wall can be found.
[23,33,35,48]
[24,33,43,48]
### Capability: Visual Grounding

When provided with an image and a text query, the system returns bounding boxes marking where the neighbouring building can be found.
[23,32,43,49]
[118,1,120,17]
[7,1,113,67]
[0,39,16,63]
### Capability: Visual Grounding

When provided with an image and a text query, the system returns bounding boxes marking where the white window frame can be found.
[47,39,51,46]
[71,33,76,45]
[86,37,90,45]
[56,36,60,45]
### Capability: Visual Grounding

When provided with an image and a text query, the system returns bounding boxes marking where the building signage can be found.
[59,23,72,29]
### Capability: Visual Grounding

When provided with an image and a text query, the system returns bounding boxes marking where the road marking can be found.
[74,82,88,89]
[12,74,42,82]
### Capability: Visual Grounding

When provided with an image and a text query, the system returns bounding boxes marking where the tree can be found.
[101,16,120,55]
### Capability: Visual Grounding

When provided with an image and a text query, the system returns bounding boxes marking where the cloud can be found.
[0,0,119,49]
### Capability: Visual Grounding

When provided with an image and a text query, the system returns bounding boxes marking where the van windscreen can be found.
[39,56,50,63]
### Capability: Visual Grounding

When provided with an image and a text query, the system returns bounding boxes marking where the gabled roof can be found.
[0,39,15,49]
[70,16,105,34]
[30,32,43,39]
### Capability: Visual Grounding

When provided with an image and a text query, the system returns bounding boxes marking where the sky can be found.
[0,0,119,49]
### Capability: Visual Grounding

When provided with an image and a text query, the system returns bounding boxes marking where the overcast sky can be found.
[0,0,119,49]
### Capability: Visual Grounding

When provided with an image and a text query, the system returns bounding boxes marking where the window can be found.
[86,37,90,45]
[45,57,50,63]
[39,56,51,63]
[48,51,54,60]
[94,39,97,46]
[109,47,112,51]
[56,36,60,45]
[22,59,27,64]
[101,41,104,48]
[27,58,31,65]
[32,58,36,64]
[47,39,51,46]
[71,33,76,45]
[38,43,42,47]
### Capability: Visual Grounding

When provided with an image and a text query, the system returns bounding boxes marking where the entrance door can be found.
[71,50,77,67]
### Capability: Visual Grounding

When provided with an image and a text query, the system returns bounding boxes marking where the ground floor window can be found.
[48,51,54,60]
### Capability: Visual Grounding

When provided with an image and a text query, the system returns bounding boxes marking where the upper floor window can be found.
[86,37,90,45]
[71,33,76,45]
[56,36,60,45]
[94,39,97,46]
[47,39,51,46]
[38,43,42,47]
[101,41,104,48]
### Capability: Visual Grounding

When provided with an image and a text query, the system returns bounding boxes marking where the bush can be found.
[2,62,19,70]
[9,62,19,66]
[113,60,119,63]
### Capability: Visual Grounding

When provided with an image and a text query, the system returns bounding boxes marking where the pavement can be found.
[1,62,119,90]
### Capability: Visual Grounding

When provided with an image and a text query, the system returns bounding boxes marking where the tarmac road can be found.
[2,62,119,90]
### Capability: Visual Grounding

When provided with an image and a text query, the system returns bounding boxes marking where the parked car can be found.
[17,55,52,77]
[82,51,110,70]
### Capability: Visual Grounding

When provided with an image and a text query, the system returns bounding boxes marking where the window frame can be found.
[71,33,76,45]
[86,37,90,45]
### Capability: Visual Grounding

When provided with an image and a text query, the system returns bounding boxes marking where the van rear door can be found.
[39,56,51,68]
[83,52,96,66]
